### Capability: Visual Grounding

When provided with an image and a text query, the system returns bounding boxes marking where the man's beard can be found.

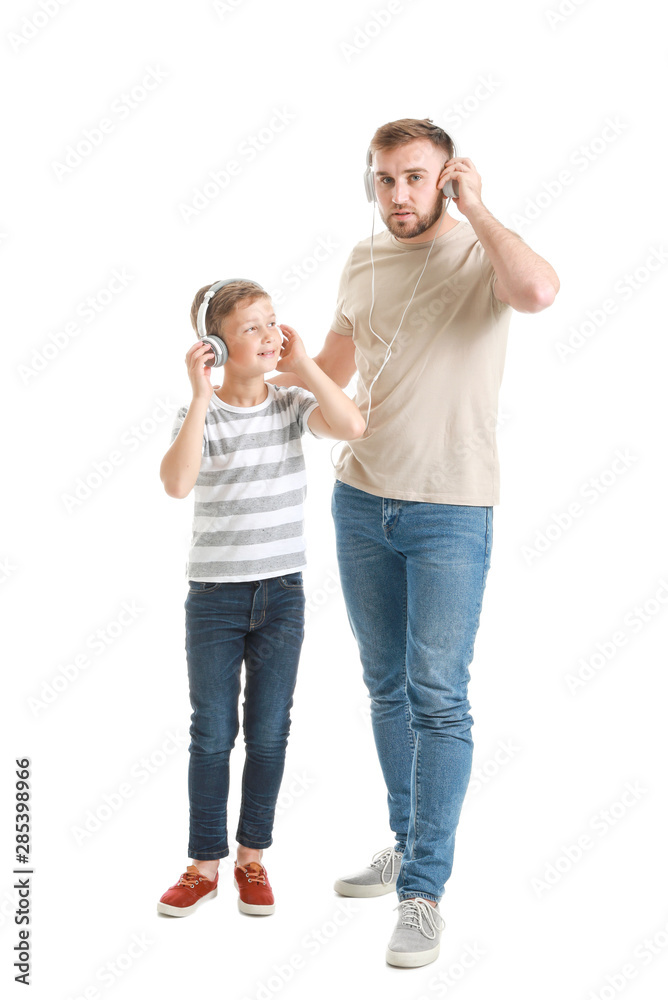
[381,191,445,239]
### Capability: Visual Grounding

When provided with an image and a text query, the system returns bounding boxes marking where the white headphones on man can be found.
[363,139,460,203]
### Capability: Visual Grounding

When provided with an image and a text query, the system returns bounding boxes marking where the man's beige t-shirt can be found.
[330,219,512,505]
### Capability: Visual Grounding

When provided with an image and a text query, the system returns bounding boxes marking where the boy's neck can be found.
[214,372,269,408]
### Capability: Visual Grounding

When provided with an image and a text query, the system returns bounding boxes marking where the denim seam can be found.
[382,498,402,547]
[189,846,230,860]
[399,573,412,855]
[414,731,421,844]
[250,581,266,629]
[463,508,491,664]
[483,507,492,585]
[402,577,414,755]
[235,834,274,850]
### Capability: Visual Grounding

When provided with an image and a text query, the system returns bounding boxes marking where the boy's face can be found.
[219,296,283,374]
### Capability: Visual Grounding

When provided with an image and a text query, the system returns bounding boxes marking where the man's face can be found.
[220,297,283,374]
[372,139,448,241]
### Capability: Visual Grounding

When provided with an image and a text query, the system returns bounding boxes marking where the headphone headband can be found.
[196,277,258,340]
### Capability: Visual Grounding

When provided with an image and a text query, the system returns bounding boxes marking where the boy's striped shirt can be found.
[171,384,319,582]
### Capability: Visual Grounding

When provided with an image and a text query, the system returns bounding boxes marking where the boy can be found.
[157,279,364,917]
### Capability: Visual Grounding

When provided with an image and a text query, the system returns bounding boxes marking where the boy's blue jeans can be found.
[184,573,305,860]
[331,480,493,903]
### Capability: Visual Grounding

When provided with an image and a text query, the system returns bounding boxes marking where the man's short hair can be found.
[369,118,455,161]
[190,279,269,339]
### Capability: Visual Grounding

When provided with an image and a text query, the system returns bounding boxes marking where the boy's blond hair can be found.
[190,279,269,339]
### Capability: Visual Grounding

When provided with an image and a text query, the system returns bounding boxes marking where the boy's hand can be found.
[276,324,309,373]
[186,340,215,401]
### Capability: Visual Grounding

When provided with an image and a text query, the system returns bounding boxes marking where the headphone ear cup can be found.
[364,167,375,203]
[442,135,459,199]
[200,334,228,367]
[364,147,375,203]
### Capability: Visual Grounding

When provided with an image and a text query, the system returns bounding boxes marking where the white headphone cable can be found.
[364,192,450,428]
[329,185,452,470]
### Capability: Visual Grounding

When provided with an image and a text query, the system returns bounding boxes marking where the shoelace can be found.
[177,870,206,889]
[370,846,401,885]
[395,899,445,940]
[238,864,266,885]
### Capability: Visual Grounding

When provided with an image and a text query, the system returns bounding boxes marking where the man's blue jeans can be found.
[184,573,305,860]
[331,481,493,903]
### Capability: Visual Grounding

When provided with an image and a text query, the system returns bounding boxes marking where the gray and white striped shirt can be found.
[171,384,320,583]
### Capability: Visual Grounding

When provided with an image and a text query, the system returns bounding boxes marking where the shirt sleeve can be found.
[290,387,321,438]
[170,404,206,455]
[329,249,354,336]
[475,240,512,316]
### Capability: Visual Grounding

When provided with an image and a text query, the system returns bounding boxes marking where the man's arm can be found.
[439,157,560,314]
[268,328,357,390]
[466,203,560,313]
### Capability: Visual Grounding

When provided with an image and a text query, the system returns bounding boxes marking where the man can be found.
[273,118,559,967]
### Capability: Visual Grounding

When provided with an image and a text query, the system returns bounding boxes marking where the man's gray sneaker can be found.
[386,898,445,968]
[333,846,403,898]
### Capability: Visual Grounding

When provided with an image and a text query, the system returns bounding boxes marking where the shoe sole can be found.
[333,878,397,898]
[235,883,275,915]
[386,942,440,968]
[237,898,275,915]
[157,887,218,917]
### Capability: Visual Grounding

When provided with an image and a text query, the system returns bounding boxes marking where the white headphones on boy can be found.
[197,278,262,367]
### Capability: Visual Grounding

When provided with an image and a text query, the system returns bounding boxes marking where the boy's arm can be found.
[278,326,364,440]
[269,329,358,390]
[301,358,365,440]
[160,340,216,498]
[160,395,209,497]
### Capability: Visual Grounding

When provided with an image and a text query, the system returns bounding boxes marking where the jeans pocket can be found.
[278,572,304,590]
[188,580,221,594]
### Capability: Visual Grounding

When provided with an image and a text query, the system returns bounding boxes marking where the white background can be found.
[3,0,667,998]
